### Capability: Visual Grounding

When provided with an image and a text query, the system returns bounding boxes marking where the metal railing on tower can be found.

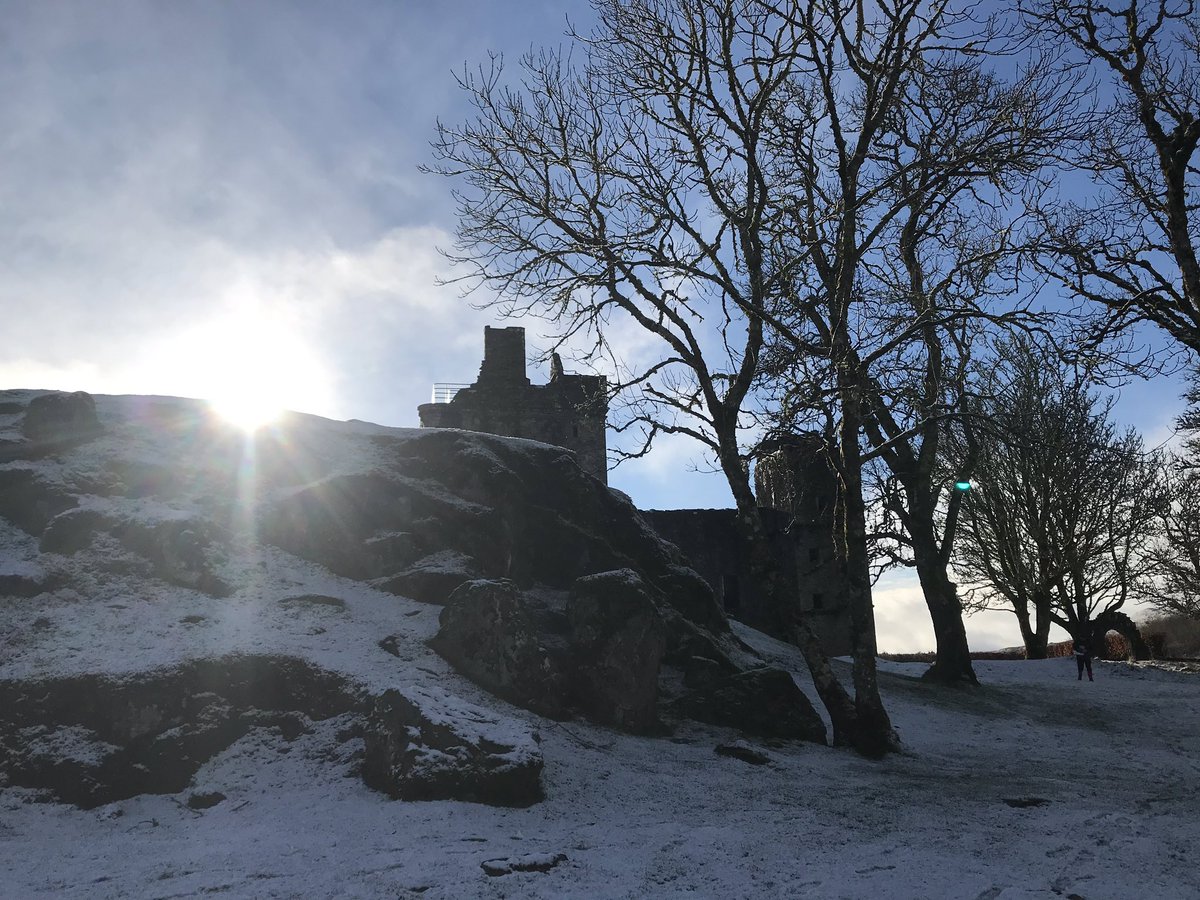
[430,383,471,404]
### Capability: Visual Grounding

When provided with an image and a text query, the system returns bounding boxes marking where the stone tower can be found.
[754,433,850,637]
[418,326,609,483]
[643,432,852,656]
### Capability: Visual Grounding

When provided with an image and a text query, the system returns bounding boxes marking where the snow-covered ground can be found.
[3,646,1196,899]
[2,394,1198,899]
[5,612,1196,898]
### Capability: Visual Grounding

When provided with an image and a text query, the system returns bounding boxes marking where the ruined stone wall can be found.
[643,507,852,656]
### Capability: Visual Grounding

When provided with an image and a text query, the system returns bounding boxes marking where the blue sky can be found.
[2,0,1191,650]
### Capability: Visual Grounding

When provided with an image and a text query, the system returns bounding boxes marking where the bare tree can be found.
[1146,375,1200,618]
[953,339,1163,657]
[758,6,1083,683]
[428,0,899,755]
[1181,371,1200,458]
[1021,0,1200,354]
[1147,462,1200,619]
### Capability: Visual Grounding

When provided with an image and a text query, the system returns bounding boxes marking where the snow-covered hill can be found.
[1,391,1197,899]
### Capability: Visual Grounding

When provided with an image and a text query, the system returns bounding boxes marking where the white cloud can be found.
[871,578,936,653]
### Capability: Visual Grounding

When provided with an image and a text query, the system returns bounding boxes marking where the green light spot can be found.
[954,480,972,492]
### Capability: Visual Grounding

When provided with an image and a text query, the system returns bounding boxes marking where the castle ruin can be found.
[419,327,850,655]
[418,326,609,484]
[644,435,851,655]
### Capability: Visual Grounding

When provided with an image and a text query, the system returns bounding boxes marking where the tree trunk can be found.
[912,545,979,685]
[1015,600,1047,660]
[1033,597,1053,660]
[838,402,900,756]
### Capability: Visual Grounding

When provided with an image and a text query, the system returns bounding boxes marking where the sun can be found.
[136,308,332,433]
[210,391,284,432]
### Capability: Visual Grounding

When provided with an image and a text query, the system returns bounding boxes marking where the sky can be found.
[1,0,1192,651]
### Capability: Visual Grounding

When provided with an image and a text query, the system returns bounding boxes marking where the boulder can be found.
[656,564,727,633]
[21,391,102,445]
[279,594,346,610]
[660,610,741,674]
[361,685,543,807]
[670,666,827,744]
[364,531,422,574]
[481,853,568,876]
[567,569,666,733]
[714,740,771,765]
[0,562,53,598]
[39,508,109,555]
[431,580,571,719]
[0,467,78,535]
[7,724,125,807]
[0,574,47,598]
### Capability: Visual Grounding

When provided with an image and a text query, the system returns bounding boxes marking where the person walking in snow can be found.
[1074,638,1093,681]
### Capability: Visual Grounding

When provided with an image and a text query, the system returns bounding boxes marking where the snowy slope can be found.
[1,394,1198,899]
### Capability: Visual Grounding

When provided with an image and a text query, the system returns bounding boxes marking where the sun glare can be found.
[210,393,283,432]
[139,307,333,432]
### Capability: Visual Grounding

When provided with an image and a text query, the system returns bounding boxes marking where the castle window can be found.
[812,592,824,610]
[573,425,579,438]
[808,546,820,564]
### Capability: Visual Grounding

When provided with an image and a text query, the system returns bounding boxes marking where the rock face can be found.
[432,572,667,733]
[0,656,361,809]
[671,666,827,744]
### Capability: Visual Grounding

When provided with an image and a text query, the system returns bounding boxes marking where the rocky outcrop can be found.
[361,685,544,807]
[0,655,360,809]
[0,654,546,809]
[262,428,729,630]
[0,393,831,810]
[260,427,825,742]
